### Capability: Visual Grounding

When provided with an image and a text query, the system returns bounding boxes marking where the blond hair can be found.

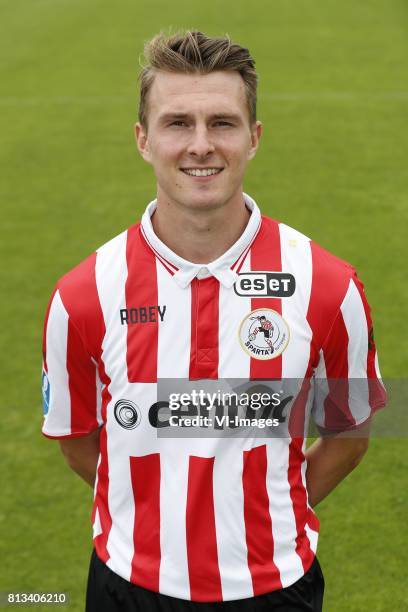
[138,30,258,128]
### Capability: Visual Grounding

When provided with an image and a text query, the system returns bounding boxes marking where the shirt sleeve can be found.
[311,270,387,433]
[41,286,102,439]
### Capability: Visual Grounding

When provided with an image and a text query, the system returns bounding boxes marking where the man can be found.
[41,31,387,611]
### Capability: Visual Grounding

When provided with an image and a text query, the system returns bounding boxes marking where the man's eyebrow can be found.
[158,113,190,122]
[210,113,242,121]
[158,112,242,123]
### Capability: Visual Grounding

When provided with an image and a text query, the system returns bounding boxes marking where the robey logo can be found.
[234,272,295,298]
[239,308,290,360]
[119,305,167,325]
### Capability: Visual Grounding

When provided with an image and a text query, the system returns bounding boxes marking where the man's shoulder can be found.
[54,224,139,316]
[261,214,355,281]
[260,216,357,339]
[59,226,138,280]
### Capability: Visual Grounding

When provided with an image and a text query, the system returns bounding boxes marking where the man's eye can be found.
[170,121,187,127]
[214,121,233,127]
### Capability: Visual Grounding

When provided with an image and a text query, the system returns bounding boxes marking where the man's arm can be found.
[59,428,101,488]
[305,423,370,508]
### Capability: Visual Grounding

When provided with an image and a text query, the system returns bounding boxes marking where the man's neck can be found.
[150,193,251,264]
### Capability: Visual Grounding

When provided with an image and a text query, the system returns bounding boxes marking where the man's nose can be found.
[186,126,215,157]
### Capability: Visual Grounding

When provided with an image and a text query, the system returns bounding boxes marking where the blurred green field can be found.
[1,0,407,610]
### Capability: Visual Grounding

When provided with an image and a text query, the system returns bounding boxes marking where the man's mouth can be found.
[180,168,224,177]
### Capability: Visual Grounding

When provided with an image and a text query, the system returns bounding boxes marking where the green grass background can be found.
[1,0,407,609]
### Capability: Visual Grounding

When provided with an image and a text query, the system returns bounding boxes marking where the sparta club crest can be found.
[239,308,290,360]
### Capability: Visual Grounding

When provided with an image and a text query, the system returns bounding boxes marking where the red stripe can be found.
[130,454,161,591]
[93,356,112,563]
[235,250,250,274]
[242,444,282,594]
[233,242,251,274]
[250,217,283,379]
[288,378,311,438]
[66,319,99,433]
[93,425,111,563]
[186,456,222,601]
[307,507,320,532]
[125,225,158,382]
[42,286,57,371]
[287,438,315,571]
[155,254,178,276]
[189,277,219,380]
[322,310,356,429]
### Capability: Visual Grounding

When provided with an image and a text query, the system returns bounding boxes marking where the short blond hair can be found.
[138,30,258,128]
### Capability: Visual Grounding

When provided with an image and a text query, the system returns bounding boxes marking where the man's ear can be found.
[134,122,152,163]
[247,120,263,161]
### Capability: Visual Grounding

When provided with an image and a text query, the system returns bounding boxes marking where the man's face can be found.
[135,70,262,211]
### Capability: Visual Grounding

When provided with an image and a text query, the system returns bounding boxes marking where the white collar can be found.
[140,193,262,289]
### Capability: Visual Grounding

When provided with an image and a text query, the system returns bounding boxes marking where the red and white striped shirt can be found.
[41,194,386,601]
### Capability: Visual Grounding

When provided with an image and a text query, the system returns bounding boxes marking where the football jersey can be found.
[41,193,386,602]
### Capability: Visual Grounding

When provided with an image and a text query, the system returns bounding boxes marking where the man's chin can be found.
[176,189,233,211]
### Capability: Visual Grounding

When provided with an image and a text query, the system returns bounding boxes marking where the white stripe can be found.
[155,249,199,605]
[93,507,103,538]
[279,224,313,379]
[213,443,253,599]
[266,442,304,588]
[96,370,103,426]
[299,445,318,555]
[95,231,129,399]
[374,351,384,382]
[340,279,370,422]
[156,247,195,602]
[42,290,71,436]
[218,254,251,377]
[157,259,191,378]
[305,524,318,554]
[159,452,190,599]
[373,353,387,401]
[92,455,101,501]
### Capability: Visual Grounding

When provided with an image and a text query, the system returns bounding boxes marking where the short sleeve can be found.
[311,271,387,432]
[41,286,102,439]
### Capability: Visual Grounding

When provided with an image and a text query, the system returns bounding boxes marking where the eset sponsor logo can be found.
[234,272,295,297]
